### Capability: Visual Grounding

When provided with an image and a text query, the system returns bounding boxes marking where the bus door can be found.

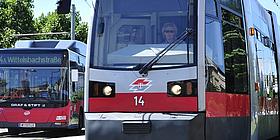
[69,61,85,127]
[69,67,79,126]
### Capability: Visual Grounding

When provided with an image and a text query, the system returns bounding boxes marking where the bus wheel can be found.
[7,128,20,135]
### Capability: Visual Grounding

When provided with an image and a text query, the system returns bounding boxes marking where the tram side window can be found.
[206,16,225,92]
[206,0,218,17]
[220,0,242,14]
[222,9,248,94]
[256,41,278,113]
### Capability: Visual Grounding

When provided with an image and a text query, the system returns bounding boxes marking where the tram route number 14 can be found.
[134,96,144,106]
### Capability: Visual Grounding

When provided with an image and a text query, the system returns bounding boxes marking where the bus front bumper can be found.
[0,122,73,129]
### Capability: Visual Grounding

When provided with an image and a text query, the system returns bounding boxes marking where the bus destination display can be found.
[0,53,64,66]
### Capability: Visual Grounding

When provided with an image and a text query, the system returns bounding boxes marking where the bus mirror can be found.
[71,69,78,82]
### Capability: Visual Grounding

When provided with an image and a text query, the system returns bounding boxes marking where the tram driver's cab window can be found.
[117,25,146,47]
[93,0,197,69]
[159,16,190,43]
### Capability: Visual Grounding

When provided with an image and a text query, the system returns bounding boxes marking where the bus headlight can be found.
[171,85,182,95]
[103,86,113,96]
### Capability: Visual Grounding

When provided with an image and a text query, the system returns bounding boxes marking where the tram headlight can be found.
[89,81,115,97]
[186,82,193,95]
[167,80,197,97]
[103,86,113,96]
[171,85,182,95]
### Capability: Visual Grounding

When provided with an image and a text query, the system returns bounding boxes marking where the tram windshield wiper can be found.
[139,28,193,75]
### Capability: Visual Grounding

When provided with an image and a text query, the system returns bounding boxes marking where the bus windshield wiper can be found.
[139,28,193,75]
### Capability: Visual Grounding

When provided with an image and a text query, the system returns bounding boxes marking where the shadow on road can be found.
[0,129,84,139]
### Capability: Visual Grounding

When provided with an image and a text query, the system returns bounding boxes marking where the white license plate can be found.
[18,123,36,128]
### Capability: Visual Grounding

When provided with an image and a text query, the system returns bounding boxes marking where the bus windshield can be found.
[91,0,197,69]
[0,68,68,108]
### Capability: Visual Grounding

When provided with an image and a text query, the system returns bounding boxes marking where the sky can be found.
[33,0,95,23]
[258,0,280,24]
[33,0,280,25]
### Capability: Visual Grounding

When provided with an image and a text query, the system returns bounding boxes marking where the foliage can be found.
[70,89,84,103]
[0,0,35,48]
[0,28,16,48]
[34,11,88,43]
[76,22,88,43]
[0,1,88,48]
[34,12,72,40]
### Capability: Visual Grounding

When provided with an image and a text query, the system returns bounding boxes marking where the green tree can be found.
[76,22,88,43]
[0,0,88,47]
[34,12,71,40]
[34,11,88,43]
[0,0,35,48]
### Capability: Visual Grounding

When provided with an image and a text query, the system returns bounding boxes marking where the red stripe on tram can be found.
[206,92,250,117]
[89,93,198,112]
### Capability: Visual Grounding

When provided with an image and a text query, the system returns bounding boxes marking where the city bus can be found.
[84,0,280,139]
[0,40,86,134]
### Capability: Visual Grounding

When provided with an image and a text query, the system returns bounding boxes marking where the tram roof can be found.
[13,40,86,56]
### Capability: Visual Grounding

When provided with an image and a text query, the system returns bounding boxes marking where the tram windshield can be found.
[0,68,68,108]
[91,0,197,69]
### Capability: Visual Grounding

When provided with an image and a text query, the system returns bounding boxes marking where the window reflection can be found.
[117,25,146,46]
[222,9,248,94]
[222,9,243,28]
[257,40,278,114]
[220,0,242,14]
[206,0,217,17]
[0,68,68,104]
[206,16,225,92]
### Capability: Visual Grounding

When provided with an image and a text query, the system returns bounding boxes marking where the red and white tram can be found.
[84,0,280,139]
